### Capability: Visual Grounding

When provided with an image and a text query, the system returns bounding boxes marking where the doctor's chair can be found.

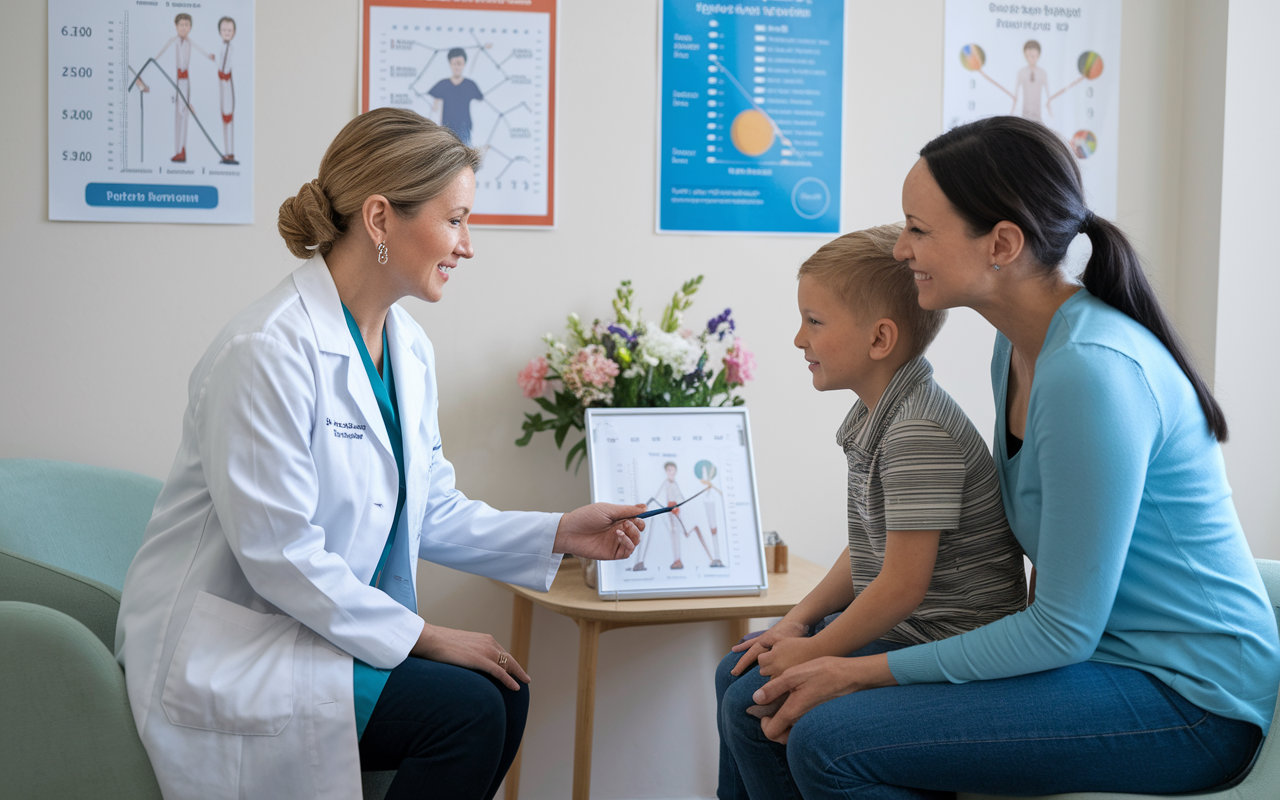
[0,459,396,800]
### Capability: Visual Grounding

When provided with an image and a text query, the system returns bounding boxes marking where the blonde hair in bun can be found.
[277,108,481,259]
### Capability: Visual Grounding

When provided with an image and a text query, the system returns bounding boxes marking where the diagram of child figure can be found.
[428,47,485,145]
[630,461,723,571]
[992,39,1088,124]
[1012,39,1051,121]
[215,17,238,165]
[138,13,214,162]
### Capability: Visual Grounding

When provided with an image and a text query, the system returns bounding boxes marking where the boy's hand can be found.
[730,618,808,675]
[758,636,818,677]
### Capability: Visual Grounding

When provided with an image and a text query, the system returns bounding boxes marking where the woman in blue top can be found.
[742,116,1280,798]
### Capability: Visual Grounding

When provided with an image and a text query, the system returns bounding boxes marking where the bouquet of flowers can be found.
[516,276,756,471]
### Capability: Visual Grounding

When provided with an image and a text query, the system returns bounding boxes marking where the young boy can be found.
[715,223,1027,796]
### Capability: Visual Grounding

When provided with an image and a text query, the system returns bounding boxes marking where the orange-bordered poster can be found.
[360,0,557,227]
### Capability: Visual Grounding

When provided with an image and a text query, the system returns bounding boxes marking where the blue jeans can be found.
[716,642,1262,800]
[359,656,529,800]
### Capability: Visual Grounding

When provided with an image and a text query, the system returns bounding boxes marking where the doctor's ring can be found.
[497,652,509,668]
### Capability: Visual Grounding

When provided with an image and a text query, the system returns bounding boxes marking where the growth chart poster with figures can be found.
[48,0,254,224]
[943,1,1121,219]
[586,408,767,600]
[361,0,556,227]
[657,0,844,235]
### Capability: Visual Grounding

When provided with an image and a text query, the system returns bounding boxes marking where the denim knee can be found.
[715,650,740,702]
[720,672,770,738]
[786,701,878,797]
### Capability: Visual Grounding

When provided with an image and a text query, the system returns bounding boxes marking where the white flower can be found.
[637,326,697,372]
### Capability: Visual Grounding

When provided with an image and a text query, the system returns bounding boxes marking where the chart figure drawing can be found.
[362,0,557,226]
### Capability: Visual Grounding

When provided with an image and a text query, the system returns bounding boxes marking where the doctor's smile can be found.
[116,108,645,800]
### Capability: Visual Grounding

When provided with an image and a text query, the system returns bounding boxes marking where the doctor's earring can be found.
[377,242,388,265]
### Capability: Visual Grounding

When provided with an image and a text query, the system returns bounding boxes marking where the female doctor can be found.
[115,108,645,800]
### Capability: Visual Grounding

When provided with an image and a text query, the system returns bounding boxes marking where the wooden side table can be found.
[492,555,826,800]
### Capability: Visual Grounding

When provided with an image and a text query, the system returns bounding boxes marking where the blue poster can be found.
[658,0,843,235]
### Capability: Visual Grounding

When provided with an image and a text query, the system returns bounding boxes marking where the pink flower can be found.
[518,356,550,399]
[562,345,620,406]
[724,339,756,386]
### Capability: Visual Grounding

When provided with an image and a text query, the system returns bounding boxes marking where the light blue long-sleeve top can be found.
[887,290,1280,734]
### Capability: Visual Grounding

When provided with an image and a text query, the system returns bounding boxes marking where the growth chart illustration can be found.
[48,0,254,223]
[363,1,555,225]
[587,411,765,598]
[630,459,729,572]
[944,0,1121,218]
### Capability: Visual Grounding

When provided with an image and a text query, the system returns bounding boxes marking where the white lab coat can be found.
[116,256,562,800]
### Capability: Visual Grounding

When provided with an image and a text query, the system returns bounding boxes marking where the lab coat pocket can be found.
[161,590,301,735]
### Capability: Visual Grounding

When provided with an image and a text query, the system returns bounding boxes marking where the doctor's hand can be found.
[553,503,645,561]
[411,623,530,691]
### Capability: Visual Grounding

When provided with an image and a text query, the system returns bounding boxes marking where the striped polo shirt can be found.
[839,356,1026,645]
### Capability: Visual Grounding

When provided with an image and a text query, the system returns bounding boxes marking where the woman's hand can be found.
[410,623,530,691]
[753,653,897,744]
[553,503,645,561]
[730,617,809,675]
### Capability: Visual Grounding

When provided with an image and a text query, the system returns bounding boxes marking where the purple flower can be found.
[706,308,736,340]
[607,324,638,345]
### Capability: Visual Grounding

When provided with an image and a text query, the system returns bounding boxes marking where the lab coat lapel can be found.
[385,308,431,539]
[292,256,396,465]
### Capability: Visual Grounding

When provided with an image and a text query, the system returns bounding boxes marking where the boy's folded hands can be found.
[729,617,810,675]
[757,636,821,677]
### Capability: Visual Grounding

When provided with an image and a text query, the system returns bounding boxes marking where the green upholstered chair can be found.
[959,558,1280,800]
[0,458,395,799]
[0,601,163,799]
[0,459,164,797]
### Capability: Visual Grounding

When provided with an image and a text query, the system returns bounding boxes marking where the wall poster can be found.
[586,408,767,600]
[657,0,845,235]
[48,0,255,223]
[943,1,1121,218]
[361,0,557,227]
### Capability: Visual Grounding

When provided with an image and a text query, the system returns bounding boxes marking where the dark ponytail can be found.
[920,116,1227,442]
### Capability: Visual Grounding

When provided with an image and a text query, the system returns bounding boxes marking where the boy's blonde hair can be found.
[797,223,947,360]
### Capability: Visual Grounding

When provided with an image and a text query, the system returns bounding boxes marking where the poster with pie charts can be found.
[657,0,844,235]
[943,0,1121,219]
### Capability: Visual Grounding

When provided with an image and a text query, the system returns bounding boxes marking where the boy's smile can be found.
[794,275,878,394]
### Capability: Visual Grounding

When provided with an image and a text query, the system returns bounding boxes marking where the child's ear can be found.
[868,318,899,362]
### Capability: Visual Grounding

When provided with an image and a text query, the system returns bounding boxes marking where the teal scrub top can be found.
[342,305,409,740]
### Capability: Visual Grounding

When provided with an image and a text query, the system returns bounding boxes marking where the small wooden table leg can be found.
[504,595,534,800]
[572,619,602,800]
[727,617,750,652]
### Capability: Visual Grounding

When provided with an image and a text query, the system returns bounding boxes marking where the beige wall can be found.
[1216,0,1280,560]
[0,1,1249,797]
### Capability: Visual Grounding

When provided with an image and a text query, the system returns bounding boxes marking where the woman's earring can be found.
[377,242,388,264]
[992,263,1000,271]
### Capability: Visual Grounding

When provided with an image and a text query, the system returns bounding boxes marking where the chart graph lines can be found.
[389,32,536,185]
[708,54,792,151]
[127,58,226,162]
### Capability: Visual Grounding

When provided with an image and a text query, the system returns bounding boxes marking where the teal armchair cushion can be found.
[0,458,162,592]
